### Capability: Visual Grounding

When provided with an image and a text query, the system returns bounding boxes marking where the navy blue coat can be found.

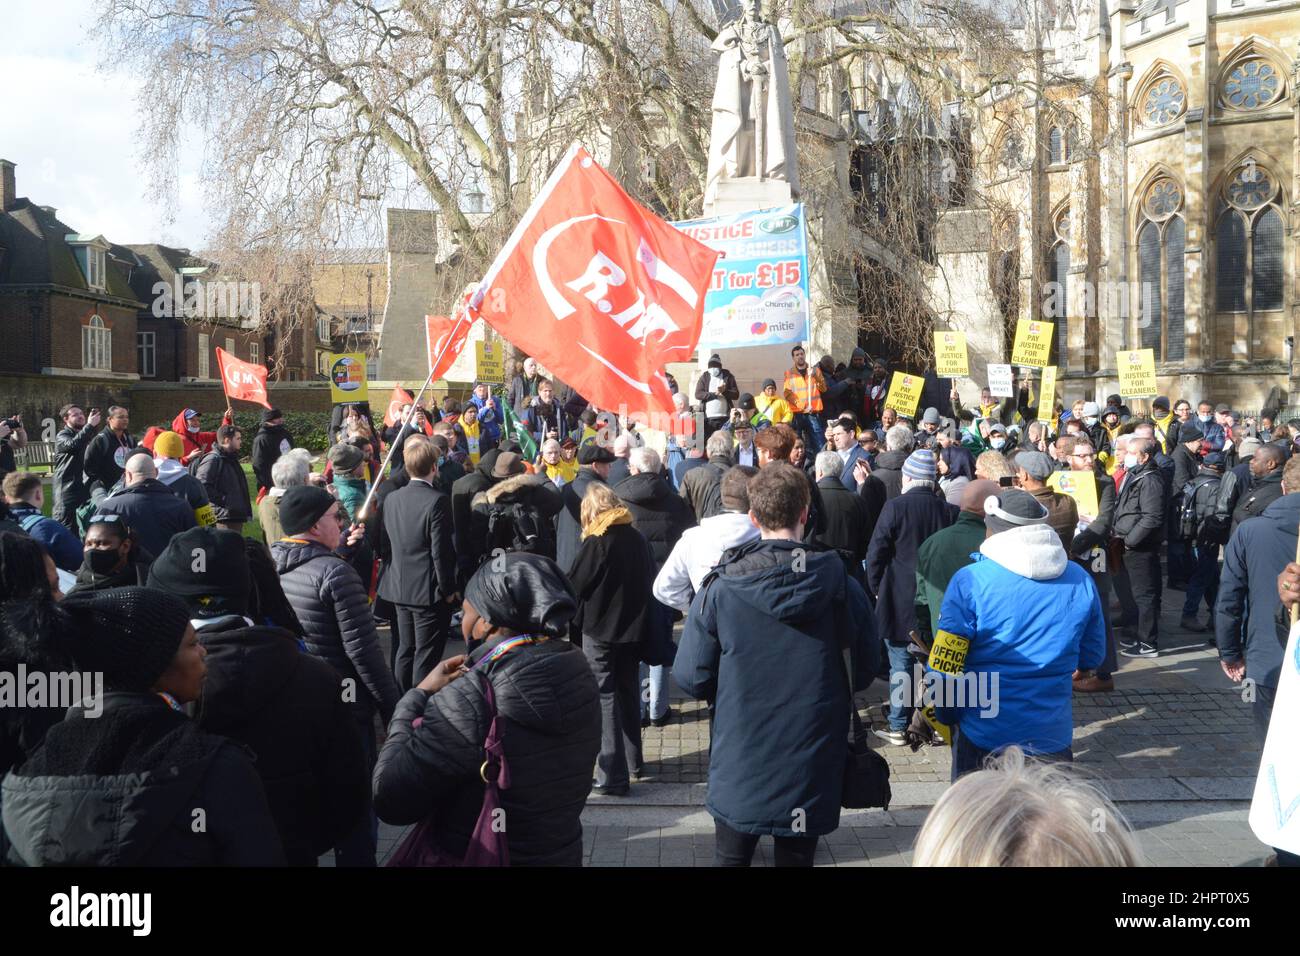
[674,539,881,837]
[865,487,959,646]
[1215,492,1298,689]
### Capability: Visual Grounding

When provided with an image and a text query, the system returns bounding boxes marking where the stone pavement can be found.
[331,592,1273,868]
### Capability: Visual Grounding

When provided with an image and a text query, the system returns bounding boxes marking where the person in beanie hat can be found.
[273,483,399,866]
[150,430,213,523]
[1150,396,1177,453]
[915,407,943,449]
[373,553,601,866]
[327,442,368,523]
[149,528,368,866]
[755,378,793,426]
[928,489,1106,779]
[866,445,958,744]
[251,408,293,497]
[695,353,739,440]
[1,586,287,866]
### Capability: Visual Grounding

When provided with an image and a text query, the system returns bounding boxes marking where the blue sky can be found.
[1,0,210,248]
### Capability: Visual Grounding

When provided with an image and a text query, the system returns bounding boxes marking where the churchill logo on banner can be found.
[468,144,720,417]
[215,348,271,408]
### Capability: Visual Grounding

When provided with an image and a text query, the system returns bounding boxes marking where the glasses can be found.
[1072,452,1095,460]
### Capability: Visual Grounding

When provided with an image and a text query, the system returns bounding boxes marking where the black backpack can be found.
[1180,476,1225,544]
[484,502,545,557]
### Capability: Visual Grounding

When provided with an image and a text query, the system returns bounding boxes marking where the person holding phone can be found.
[0,412,27,484]
[52,403,103,532]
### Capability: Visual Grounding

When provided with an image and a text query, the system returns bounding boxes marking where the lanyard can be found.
[472,634,546,670]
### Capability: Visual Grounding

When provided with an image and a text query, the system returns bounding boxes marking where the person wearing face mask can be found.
[1194,400,1224,454]
[1112,438,1168,659]
[69,515,152,593]
[1149,397,1178,454]
[1077,402,1106,455]
[141,408,225,467]
[987,422,1010,457]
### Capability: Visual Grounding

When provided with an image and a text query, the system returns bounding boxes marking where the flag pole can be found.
[354,309,472,525]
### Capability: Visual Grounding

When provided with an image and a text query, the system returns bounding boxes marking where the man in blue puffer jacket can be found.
[674,463,882,867]
[932,488,1106,781]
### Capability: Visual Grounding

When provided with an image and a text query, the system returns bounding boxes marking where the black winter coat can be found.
[865,487,958,645]
[272,539,400,724]
[93,478,198,559]
[679,455,730,522]
[83,429,136,494]
[614,472,693,571]
[556,467,606,573]
[373,638,600,866]
[251,423,293,492]
[567,520,655,644]
[871,448,910,500]
[1231,471,1284,533]
[470,472,563,561]
[68,548,153,594]
[195,617,368,866]
[52,422,100,512]
[3,693,284,866]
[1112,460,1167,551]
[196,447,253,523]
[812,477,871,580]
[1171,445,1201,502]
[451,453,501,577]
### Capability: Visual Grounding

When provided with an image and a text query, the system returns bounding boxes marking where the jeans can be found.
[794,413,825,455]
[713,819,819,867]
[584,641,643,788]
[951,728,1073,782]
[393,602,451,693]
[1124,548,1162,648]
[640,663,670,721]
[334,713,380,866]
[886,642,915,731]
[1182,542,1220,618]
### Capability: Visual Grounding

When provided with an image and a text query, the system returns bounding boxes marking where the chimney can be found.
[0,160,15,212]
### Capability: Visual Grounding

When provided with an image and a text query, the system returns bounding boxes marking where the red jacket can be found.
[142,409,228,464]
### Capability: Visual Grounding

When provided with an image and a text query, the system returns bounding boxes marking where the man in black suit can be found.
[377,434,459,691]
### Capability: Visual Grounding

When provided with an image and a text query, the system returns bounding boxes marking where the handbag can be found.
[834,582,892,810]
[387,676,511,867]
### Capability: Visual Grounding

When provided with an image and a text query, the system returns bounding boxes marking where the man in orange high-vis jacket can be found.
[783,345,827,453]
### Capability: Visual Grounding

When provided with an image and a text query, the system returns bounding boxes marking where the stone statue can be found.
[704,0,800,208]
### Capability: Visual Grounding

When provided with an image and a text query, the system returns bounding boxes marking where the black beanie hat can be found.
[147,527,252,618]
[279,485,337,535]
[61,587,191,692]
[464,552,577,638]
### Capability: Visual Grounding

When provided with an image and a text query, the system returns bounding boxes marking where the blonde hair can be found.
[580,482,623,532]
[975,450,1014,480]
[913,747,1143,867]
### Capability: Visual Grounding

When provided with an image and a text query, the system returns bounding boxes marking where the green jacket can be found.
[914,510,988,641]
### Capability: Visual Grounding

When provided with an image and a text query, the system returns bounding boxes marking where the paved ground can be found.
[332,591,1273,868]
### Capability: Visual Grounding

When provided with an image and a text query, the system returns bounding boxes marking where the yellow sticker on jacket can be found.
[928,629,969,675]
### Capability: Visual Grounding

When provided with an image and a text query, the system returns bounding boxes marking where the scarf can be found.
[582,506,634,539]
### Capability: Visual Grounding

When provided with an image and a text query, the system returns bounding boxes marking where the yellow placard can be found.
[933,331,969,377]
[920,629,970,746]
[1116,348,1157,398]
[1047,470,1100,521]
[1037,366,1057,421]
[328,352,369,404]
[1011,319,1054,368]
[884,371,924,420]
[475,341,505,384]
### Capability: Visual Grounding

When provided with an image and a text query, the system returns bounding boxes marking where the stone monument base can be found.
[704,176,794,217]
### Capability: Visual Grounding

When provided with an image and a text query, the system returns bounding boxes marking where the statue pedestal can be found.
[704,176,793,217]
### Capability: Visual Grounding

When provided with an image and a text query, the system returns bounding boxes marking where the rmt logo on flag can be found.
[469,146,719,417]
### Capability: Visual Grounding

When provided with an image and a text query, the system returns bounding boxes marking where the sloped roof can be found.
[0,199,142,304]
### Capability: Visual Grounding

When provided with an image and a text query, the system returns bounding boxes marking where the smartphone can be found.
[998,475,1016,488]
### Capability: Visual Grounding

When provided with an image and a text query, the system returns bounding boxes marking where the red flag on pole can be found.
[467,144,720,418]
[425,313,474,382]
[216,348,272,408]
[383,386,416,429]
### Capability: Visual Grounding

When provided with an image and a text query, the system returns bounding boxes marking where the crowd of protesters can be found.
[0,344,1295,868]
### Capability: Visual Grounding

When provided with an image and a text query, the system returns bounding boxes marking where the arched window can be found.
[1049,126,1064,165]
[1045,208,1070,364]
[1215,159,1286,332]
[1135,176,1186,363]
[82,314,111,371]
[1135,70,1186,129]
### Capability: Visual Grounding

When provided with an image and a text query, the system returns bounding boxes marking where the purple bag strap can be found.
[461,673,511,866]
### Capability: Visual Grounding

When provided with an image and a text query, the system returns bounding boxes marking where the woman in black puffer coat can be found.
[373,554,600,866]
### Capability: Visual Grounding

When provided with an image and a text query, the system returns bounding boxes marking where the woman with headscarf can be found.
[938,444,976,505]
[373,553,601,866]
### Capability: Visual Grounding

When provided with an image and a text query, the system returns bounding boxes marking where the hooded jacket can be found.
[614,471,693,571]
[194,616,368,865]
[3,692,284,866]
[272,538,401,724]
[1215,492,1298,689]
[68,546,153,594]
[934,524,1106,753]
[555,466,605,573]
[373,637,600,866]
[865,486,959,645]
[251,422,293,492]
[92,478,198,559]
[673,539,880,837]
[143,410,218,464]
[470,472,564,562]
[653,511,761,613]
[155,456,211,514]
[3,503,83,572]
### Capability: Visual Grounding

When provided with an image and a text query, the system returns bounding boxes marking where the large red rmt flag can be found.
[467,145,720,417]
[216,348,271,408]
